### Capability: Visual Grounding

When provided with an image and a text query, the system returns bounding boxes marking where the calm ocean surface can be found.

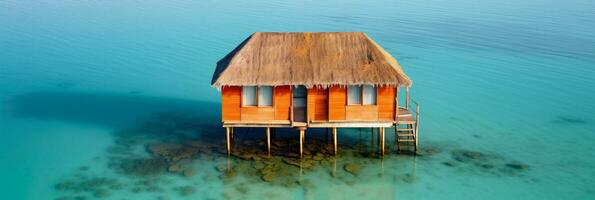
[1,0,594,199]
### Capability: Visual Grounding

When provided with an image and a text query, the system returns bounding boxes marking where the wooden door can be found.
[293,86,307,122]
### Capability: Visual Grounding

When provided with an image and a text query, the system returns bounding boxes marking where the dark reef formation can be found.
[53,112,531,199]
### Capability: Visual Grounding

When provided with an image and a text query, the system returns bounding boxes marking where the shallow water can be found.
[1,0,595,199]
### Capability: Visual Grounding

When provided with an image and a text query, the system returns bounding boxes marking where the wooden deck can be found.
[223,120,291,127]
[397,107,417,124]
[223,107,415,128]
[309,121,394,128]
[223,105,420,158]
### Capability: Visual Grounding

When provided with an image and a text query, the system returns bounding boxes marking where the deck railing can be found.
[409,98,420,150]
[408,99,420,118]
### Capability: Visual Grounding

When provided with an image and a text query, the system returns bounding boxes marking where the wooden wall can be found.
[328,86,346,121]
[240,107,274,121]
[274,86,291,120]
[221,86,241,121]
[346,106,379,121]
[221,85,396,122]
[307,88,328,121]
[377,86,396,121]
[221,86,291,122]
[328,85,395,122]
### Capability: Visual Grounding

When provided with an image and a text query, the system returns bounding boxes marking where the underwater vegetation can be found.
[51,111,532,199]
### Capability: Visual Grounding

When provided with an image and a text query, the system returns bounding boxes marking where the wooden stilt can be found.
[380,127,385,156]
[266,127,271,156]
[225,127,230,156]
[299,128,304,158]
[378,128,381,155]
[303,129,306,142]
[332,128,337,155]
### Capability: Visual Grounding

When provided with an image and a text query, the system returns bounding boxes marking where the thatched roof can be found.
[211,32,411,88]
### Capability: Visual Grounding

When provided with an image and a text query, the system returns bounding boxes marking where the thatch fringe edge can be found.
[213,82,409,90]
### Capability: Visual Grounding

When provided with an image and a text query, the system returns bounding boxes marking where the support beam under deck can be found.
[332,127,337,155]
[225,127,231,156]
[299,128,305,158]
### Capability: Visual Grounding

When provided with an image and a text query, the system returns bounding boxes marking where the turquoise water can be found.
[1,0,595,199]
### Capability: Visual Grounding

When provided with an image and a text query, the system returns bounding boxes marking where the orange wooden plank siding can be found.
[307,88,315,121]
[344,86,395,121]
[314,89,328,121]
[328,86,346,120]
[346,105,379,121]
[274,86,291,120]
[377,86,396,121]
[328,85,395,122]
[221,86,241,121]
[241,107,275,121]
[221,86,292,122]
[307,88,328,121]
[223,85,395,123]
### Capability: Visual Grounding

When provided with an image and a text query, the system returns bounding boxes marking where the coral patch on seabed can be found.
[52,112,534,199]
[54,176,121,199]
[117,158,170,176]
[448,149,531,176]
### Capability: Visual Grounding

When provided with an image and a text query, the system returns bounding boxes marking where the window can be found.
[362,85,377,105]
[347,86,362,105]
[258,86,273,106]
[242,86,273,107]
[348,85,377,105]
[242,86,257,106]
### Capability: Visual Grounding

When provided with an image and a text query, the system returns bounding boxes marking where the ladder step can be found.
[397,134,415,137]
[398,139,416,142]
[397,128,414,131]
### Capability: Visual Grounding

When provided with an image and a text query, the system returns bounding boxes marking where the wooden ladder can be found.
[396,123,417,152]
[395,103,419,153]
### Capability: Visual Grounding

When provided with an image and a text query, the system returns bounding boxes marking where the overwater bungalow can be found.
[211,32,419,158]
